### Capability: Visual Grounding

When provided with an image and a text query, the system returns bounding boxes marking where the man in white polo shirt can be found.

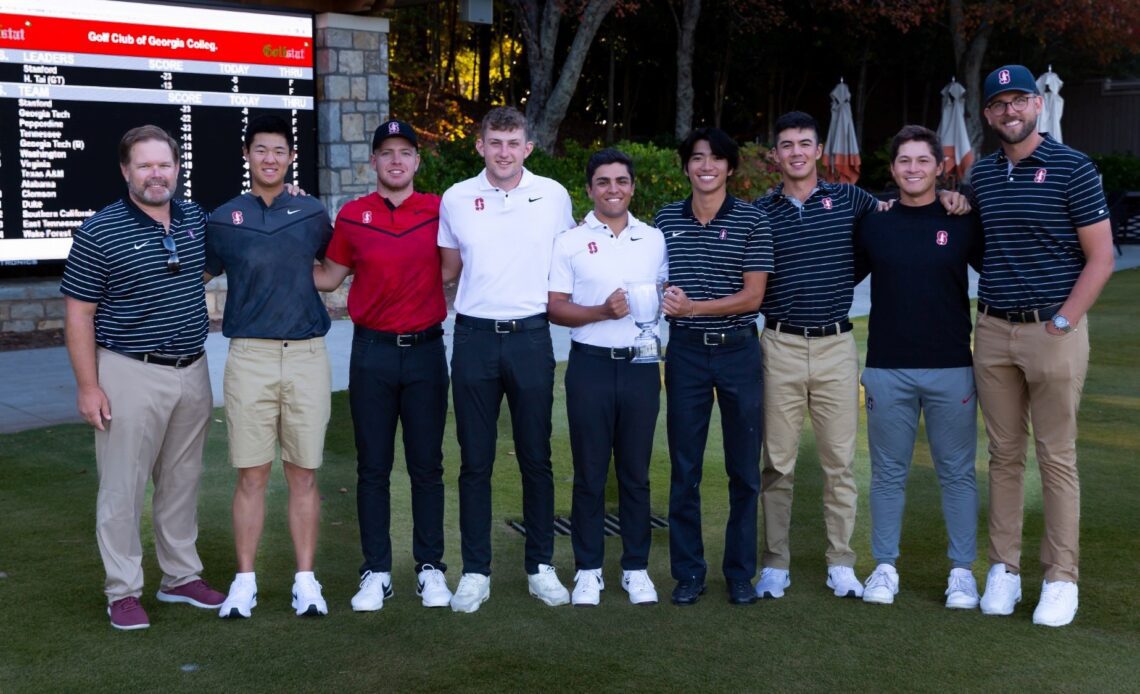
[548,148,668,607]
[439,106,575,612]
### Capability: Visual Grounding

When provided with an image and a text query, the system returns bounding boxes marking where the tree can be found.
[508,0,619,151]
[669,0,700,142]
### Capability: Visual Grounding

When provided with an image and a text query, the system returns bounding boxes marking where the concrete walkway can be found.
[4,245,1138,434]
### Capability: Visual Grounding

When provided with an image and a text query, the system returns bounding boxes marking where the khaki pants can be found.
[974,313,1088,583]
[760,329,859,569]
[94,348,213,603]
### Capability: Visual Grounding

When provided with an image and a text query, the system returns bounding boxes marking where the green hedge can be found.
[418,138,782,221]
[1092,153,1140,192]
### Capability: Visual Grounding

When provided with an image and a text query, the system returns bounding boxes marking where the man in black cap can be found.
[314,119,454,612]
[970,64,1114,627]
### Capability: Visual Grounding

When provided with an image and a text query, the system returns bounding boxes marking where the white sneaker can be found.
[980,563,1021,616]
[351,570,393,612]
[291,573,328,616]
[755,567,791,599]
[827,565,864,598]
[862,564,899,605]
[945,568,980,610]
[218,576,257,619]
[528,564,570,606]
[1032,580,1078,627]
[572,569,603,607]
[621,570,658,605]
[416,565,452,608]
[450,573,491,613]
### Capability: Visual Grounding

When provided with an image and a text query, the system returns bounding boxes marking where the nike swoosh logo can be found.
[287,209,301,215]
[528,197,543,203]
[134,241,147,250]
[630,237,643,241]
[672,231,681,237]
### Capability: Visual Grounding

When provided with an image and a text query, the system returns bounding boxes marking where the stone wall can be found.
[0,280,65,333]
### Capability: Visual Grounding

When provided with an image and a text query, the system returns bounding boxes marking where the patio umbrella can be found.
[822,79,860,184]
[936,78,974,181]
[1037,66,1064,142]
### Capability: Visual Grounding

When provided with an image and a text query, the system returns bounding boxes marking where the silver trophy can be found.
[624,279,664,363]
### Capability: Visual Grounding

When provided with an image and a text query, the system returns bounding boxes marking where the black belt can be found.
[766,320,853,338]
[354,324,443,347]
[978,302,1061,324]
[455,313,548,333]
[111,349,204,368]
[571,341,638,360]
[669,324,757,346]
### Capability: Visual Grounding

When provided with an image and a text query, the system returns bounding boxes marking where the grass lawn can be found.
[2,269,1138,692]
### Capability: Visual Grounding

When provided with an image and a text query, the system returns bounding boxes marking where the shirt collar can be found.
[122,195,182,229]
[583,210,644,233]
[994,133,1058,166]
[680,194,736,223]
[477,167,534,191]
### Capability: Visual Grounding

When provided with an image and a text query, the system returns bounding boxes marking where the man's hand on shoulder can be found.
[938,189,971,215]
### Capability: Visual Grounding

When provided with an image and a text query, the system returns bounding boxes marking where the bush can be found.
[1093,153,1140,192]
[418,138,782,221]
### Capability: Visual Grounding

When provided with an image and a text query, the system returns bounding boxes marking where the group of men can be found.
[63,63,1112,631]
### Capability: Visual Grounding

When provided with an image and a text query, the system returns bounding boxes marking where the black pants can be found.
[565,346,660,571]
[350,328,448,575]
[664,333,763,582]
[451,322,555,575]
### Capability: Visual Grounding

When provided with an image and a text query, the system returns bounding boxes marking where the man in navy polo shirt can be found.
[754,111,969,602]
[548,148,668,607]
[205,114,333,619]
[438,106,575,612]
[62,125,225,630]
[654,127,773,606]
[971,65,1114,627]
[314,119,453,612]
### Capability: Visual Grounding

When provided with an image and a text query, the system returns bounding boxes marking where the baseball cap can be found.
[372,119,417,150]
[983,65,1040,104]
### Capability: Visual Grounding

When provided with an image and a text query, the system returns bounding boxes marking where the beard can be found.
[995,114,1039,145]
[130,178,174,206]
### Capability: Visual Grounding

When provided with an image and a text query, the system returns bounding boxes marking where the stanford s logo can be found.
[719,229,727,240]
[936,230,949,246]
[474,197,485,211]
[998,69,1011,85]
[363,210,373,224]
[587,241,598,254]
[822,197,833,210]
[232,211,244,225]
[1034,168,1047,183]
[388,121,401,134]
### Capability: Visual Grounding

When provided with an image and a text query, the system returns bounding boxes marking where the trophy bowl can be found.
[624,279,664,363]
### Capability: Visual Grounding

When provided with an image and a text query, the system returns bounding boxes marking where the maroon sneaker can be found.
[108,596,150,630]
[156,579,226,609]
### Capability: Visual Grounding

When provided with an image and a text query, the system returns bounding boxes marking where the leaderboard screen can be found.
[0,0,316,265]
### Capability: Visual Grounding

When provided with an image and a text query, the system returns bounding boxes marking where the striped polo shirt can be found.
[755,181,878,327]
[654,194,773,332]
[60,196,208,355]
[970,134,1109,309]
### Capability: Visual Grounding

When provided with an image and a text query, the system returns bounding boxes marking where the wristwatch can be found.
[1051,314,1073,333]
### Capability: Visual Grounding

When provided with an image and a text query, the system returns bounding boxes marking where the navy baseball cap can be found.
[372,119,417,150]
[983,65,1040,104]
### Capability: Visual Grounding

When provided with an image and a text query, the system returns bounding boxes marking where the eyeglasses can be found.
[985,95,1033,116]
[162,228,181,274]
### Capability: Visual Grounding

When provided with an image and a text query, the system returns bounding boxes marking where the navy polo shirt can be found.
[60,196,209,355]
[755,181,879,327]
[654,194,773,332]
[970,134,1109,309]
[205,190,332,339]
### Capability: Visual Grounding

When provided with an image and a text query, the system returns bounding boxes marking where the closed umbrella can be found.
[822,79,860,184]
[936,78,974,182]
[1037,66,1064,142]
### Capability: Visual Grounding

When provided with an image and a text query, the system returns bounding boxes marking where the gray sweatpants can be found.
[861,367,978,568]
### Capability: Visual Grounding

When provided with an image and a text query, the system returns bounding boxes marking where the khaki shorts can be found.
[223,337,331,469]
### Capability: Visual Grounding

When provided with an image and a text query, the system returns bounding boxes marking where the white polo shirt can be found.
[439,168,575,319]
[549,211,667,348]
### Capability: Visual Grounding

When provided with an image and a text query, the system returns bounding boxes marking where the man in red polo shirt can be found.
[314,120,451,611]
